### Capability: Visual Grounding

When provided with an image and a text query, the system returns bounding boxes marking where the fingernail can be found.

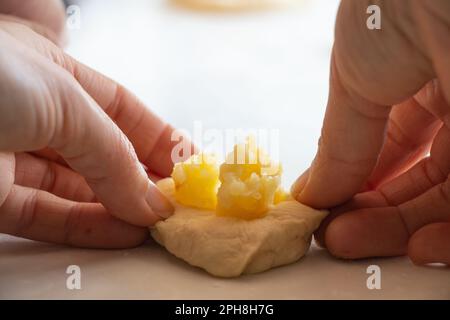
[146,182,174,219]
[290,168,310,200]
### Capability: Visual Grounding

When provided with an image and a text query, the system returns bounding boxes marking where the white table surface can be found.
[1,0,449,299]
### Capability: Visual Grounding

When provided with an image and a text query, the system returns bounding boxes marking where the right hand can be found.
[291,0,450,265]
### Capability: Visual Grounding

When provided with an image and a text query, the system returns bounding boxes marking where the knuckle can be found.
[335,0,431,106]
[115,130,141,175]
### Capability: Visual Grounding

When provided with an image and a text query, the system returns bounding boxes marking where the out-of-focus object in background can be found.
[170,0,302,12]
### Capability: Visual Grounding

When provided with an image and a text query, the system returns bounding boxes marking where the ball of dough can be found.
[150,178,328,277]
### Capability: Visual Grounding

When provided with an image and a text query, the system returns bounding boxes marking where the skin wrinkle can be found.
[386,116,423,152]
[316,118,381,174]
[315,144,378,173]
[142,124,172,169]
[407,161,434,196]
[437,180,450,208]
[104,83,128,125]
[419,158,441,189]
[72,60,175,177]
[122,100,148,138]
[16,153,95,202]
[53,92,116,182]
[71,177,96,203]
[15,187,38,236]
[63,201,82,245]
[375,187,392,207]
[41,160,57,194]
[418,83,450,126]
[99,83,169,173]
[423,157,447,186]
[47,74,81,153]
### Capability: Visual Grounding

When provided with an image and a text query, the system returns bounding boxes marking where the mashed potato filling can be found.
[171,138,287,219]
[171,153,219,210]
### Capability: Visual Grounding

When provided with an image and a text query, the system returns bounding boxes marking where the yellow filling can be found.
[170,137,286,219]
[171,153,220,210]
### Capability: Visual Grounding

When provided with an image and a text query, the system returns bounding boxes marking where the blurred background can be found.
[65,0,340,186]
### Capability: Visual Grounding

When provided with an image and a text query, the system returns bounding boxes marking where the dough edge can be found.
[150,178,328,277]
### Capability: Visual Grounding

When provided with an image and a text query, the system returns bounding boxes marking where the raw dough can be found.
[150,178,328,277]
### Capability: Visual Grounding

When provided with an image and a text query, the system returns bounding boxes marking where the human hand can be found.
[291,0,450,265]
[0,18,190,248]
[0,0,66,45]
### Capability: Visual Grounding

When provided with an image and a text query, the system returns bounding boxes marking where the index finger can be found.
[62,55,195,177]
[6,30,195,176]
[291,58,391,208]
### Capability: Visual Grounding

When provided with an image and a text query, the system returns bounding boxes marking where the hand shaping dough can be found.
[171,0,300,11]
[151,178,328,277]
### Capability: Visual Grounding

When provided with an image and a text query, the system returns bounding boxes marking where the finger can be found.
[50,83,175,226]
[314,190,388,248]
[0,46,174,226]
[324,177,450,259]
[1,20,196,176]
[292,0,435,209]
[0,185,148,248]
[408,222,450,266]
[32,148,67,167]
[291,57,391,208]
[317,124,450,251]
[64,61,196,177]
[29,149,163,184]
[365,91,442,189]
[14,152,96,202]
[378,122,450,206]
[324,207,410,259]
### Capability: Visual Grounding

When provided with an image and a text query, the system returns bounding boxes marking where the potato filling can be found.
[171,153,220,210]
[170,138,285,219]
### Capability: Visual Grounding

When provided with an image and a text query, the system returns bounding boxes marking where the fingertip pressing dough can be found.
[150,138,328,277]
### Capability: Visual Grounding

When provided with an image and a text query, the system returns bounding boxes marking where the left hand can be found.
[0,9,188,248]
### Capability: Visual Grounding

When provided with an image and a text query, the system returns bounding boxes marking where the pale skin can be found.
[0,1,448,266]
[0,0,194,248]
[292,0,450,266]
